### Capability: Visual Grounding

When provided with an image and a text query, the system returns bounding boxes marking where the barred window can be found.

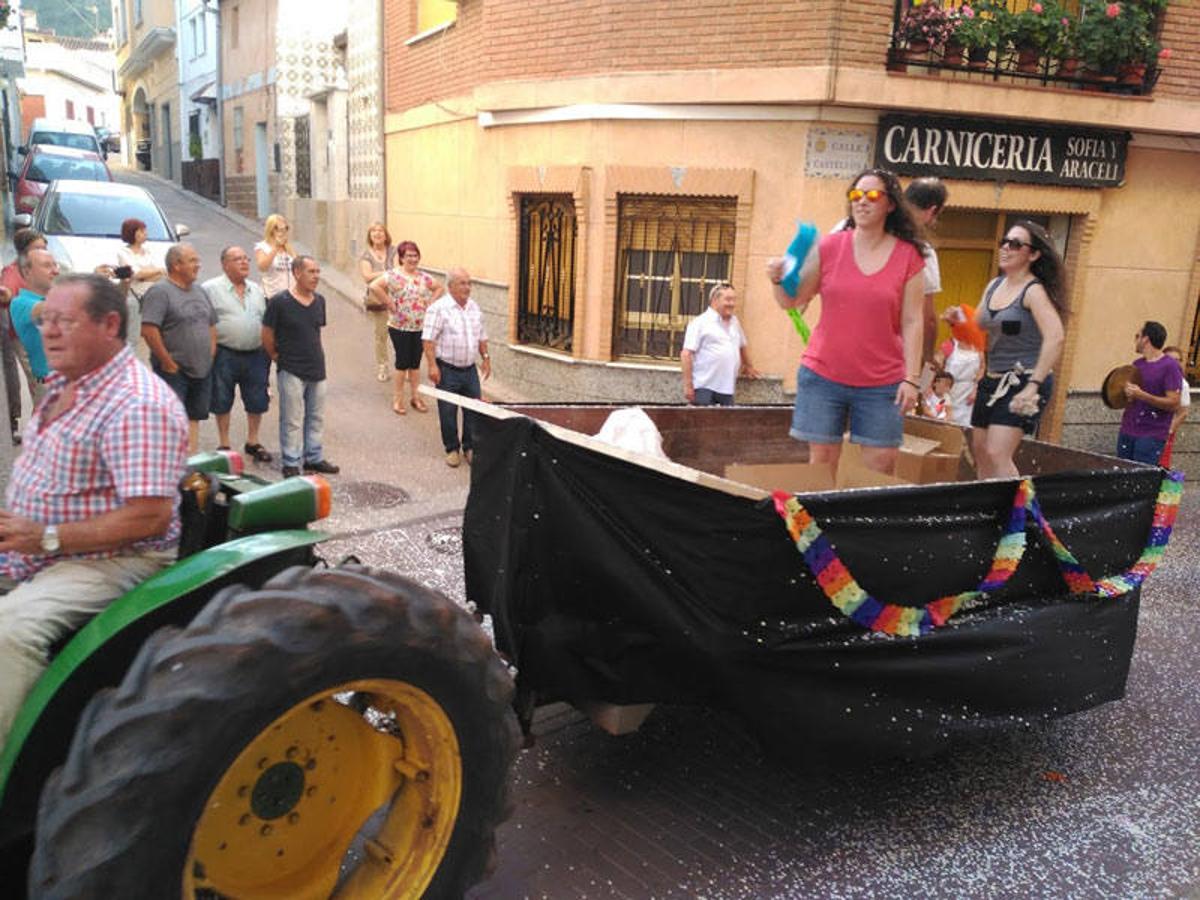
[614,196,736,361]
[293,116,311,199]
[1186,291,1200,380]
[517,195,576,353]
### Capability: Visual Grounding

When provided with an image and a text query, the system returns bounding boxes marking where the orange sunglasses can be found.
[847,188,885,203]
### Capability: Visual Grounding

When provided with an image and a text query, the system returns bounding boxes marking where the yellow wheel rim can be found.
[183,679,462,899]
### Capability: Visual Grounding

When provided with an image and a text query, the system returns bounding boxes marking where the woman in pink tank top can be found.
[767,168,927,477]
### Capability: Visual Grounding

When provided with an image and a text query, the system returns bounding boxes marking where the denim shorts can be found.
[153,362,213,422]
[790,365,904,447]
[211,345,271,415]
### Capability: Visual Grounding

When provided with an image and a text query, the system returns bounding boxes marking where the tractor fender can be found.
[0,530,326,842]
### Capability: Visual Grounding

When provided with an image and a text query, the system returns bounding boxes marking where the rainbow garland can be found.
[771,471,1183,637]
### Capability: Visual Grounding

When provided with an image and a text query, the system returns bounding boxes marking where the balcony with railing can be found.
[887,0,1168,96]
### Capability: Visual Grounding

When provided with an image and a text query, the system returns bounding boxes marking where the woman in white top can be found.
[255,214,295,299]
[115,217,165,351]
[1161,346,1190,466]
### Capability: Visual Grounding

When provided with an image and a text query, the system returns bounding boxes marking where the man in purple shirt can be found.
[1117,320,1182,465]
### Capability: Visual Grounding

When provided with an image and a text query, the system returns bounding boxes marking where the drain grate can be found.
[335,480,411,509]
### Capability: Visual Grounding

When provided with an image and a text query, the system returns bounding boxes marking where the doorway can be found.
[254,123,269,219]
[931,209,1070,353]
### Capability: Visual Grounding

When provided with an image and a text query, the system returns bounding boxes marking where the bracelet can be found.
[903,379,920,389]
[1028,378,1042,386]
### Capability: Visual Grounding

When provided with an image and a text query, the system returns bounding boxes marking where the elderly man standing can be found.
[681,282,759,406]
[422,267,490,467]
[0,274,188,747]
[141,244,217,454]
[262,255,339,478]
[9,247,62,409]
[204,246,273,463]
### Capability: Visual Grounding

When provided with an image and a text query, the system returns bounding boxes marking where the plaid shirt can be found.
[421,295,488,368]
[1,346,189,581]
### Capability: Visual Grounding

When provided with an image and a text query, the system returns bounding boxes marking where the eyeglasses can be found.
[34,313,83,332]
[999,238,1031,250]
[847,188,885,203]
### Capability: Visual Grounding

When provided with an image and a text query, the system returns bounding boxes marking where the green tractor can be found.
[0,451,519,898]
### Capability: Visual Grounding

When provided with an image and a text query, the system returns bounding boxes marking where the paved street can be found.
[4,175,1199,897]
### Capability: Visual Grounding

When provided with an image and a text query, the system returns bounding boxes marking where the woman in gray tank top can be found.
[967,220,1067,478]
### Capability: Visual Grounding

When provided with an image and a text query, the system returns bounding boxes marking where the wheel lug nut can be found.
[260,824,273,836]
[288,812,300,824]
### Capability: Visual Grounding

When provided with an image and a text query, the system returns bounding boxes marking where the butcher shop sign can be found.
[875,114,1127,188]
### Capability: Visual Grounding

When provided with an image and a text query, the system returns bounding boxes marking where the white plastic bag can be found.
[593,407,669,461]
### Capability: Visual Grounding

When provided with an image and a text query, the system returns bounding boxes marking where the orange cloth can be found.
[949,304,987,353]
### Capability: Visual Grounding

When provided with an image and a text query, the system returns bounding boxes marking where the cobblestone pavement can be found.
[3,177,1197,897]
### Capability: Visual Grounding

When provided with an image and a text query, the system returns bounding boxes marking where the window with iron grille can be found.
[517,195,577,353]
[1186,291,1200,381]
[293,116,311,199]
[614,196,736,361]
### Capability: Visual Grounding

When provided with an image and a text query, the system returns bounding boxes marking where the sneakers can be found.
[376,364,389,382]
[445,450,461,468]
[303,459,340,475]
[282,466,301,478]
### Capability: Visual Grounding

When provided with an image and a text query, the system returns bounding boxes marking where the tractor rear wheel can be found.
[29,565,519,899]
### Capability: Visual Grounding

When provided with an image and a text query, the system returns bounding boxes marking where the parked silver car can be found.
[13,179,190,275]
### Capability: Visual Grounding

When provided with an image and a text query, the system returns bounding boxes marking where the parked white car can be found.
[13,180,189,275]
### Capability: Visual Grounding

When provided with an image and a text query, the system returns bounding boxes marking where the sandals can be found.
[243,443,274,463]
[392,400,407,415]
[411,397,428,413]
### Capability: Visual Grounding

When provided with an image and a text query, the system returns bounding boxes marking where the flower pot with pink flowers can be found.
[950,0,1001,69]
[1000,1,1066,73]
[895,0,955,61]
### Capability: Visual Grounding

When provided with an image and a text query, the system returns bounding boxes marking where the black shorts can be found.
[388,328,423,370]
[970,372,1053,435]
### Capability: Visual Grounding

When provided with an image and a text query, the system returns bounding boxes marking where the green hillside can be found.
[23,0,114,40]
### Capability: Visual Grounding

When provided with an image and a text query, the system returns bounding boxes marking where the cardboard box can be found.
[726,416,966,494]
[725,461,836,494]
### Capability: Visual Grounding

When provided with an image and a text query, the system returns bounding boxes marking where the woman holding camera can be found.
[116,217,166,351]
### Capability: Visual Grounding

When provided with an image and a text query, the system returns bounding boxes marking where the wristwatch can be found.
[41,525,61,554]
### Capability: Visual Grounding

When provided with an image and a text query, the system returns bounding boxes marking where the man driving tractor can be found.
[0,274,187,749]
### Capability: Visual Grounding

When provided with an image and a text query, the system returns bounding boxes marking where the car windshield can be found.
[40,191,171,240]
[31,132,100,153]
[26,156,108,184]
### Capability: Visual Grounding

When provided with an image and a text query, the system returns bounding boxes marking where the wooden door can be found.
[935,248,996,352]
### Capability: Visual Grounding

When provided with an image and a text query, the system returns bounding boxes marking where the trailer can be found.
[447,393,1180,759]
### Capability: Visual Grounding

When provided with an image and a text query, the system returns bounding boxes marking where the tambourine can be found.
[1101,364,1142,410]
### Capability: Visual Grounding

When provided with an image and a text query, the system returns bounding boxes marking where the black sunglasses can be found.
[999,237,1032,250]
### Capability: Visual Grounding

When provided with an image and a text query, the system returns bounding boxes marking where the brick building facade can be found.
[381,0,1200,472]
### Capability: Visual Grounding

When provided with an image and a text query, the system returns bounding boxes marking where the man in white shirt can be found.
[422,268,490,467]
[203,246,272,462]
[904,177,947,368]
[681,283,759,406]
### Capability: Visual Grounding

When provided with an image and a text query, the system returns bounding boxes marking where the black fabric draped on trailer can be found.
[464,415,1165,758]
